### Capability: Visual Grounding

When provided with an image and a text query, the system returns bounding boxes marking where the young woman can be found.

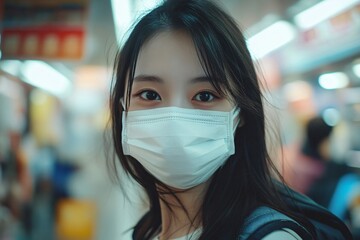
[108,0,351,239]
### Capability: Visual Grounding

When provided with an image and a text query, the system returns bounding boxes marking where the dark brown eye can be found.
[193,91,215,102]
[140,90,161,101]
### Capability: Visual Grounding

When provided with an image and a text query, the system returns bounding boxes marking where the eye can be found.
[193,91,218,102]
[139,90,161,101]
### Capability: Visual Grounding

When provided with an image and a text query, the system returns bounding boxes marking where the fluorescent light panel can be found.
[294,0,360,30]
[135,0,163,14]
[21,60,71,97]
[111,0,132,46]
[318,72,349,89]
[247,20,296,59]
[111,0,162,46]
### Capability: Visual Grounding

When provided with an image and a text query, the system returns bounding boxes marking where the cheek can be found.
[215,100,235,111]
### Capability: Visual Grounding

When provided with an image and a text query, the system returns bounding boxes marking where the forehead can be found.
[134,30,206,78]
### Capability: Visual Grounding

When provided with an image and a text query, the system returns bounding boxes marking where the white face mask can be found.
[122,106,240,189]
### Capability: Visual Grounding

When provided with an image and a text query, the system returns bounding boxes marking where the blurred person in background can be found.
[303,117,351,208]
[287,116,360,237]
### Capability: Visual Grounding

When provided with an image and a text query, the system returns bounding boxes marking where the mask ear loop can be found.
[120,98,126,111]
[232,107,241,134]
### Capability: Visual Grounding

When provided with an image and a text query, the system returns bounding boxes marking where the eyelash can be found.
[134,89,161,101]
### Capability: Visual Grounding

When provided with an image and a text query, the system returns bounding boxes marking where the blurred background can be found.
[0,0,360,239]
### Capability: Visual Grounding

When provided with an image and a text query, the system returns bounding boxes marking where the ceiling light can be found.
[353,61,360,78]
[322,108,340,126]
[318,72,349,89]
[247,21,296,59]
[294,0,359,30]
[21,60,71,98]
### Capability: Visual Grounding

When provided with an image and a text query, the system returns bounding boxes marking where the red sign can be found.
[1,0,88,60]
[2,26,85,60]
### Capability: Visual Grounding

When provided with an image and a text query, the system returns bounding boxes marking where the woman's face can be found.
[127,30,234,111]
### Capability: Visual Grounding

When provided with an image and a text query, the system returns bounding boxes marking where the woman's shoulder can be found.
[239,206,307,240]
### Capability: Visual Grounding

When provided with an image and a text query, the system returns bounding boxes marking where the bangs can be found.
[191,32,235,101]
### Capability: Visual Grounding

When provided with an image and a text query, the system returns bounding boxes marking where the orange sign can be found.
[56,199,97,240]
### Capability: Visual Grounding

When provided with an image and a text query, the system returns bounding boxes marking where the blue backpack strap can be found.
[239,206,312,240]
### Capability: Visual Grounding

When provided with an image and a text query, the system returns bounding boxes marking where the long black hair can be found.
[109,0,292,239]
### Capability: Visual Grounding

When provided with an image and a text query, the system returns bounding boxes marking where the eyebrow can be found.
[133,74,211,84]
[190,76,212,84]
[133,75,164,83]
